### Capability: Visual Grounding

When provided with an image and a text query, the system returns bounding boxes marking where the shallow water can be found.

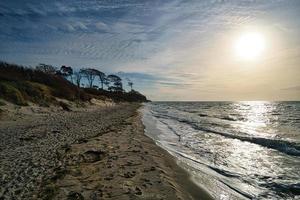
[142,101,300,200]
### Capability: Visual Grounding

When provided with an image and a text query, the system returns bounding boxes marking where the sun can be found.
[234,32,266,61]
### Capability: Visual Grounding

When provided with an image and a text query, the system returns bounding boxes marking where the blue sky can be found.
[1,0,300,100]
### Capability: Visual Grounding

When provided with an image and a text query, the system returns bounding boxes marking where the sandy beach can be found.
[1,0,299,199]
[0,103,209,200]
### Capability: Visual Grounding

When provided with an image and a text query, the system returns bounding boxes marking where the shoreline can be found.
[140,107,214,200]
[140,104,250,200]
[140,106,214,200]
[0,103,212,199]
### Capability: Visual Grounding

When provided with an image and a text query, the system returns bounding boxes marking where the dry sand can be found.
[0,102,210,200]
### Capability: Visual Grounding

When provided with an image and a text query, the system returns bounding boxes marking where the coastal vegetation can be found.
[0,61,148,107]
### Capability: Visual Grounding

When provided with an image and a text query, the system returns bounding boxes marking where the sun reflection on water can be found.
[233,101,276,137]
[147,102,300,199]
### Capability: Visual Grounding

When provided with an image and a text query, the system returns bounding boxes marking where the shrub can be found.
[58,101,71,111]
[0,61,148,105]
[0,81,27,105]
[0,61,86,104]
[0,99,6,106]
[23,82,54,106]
[83,88,148,102]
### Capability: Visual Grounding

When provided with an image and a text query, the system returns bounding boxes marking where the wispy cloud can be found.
[1,0,300,100]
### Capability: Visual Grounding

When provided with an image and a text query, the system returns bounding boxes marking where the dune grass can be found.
[0,61,148,106]
[0,81,28,105]
[0,62,89,106]
[0,99,5,106]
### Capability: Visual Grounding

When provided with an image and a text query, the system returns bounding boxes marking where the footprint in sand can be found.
[123,171,136,178]
[67,191,84,200]
[82,150,106,163]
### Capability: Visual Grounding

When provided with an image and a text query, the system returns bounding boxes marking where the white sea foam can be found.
[141,102,300,200]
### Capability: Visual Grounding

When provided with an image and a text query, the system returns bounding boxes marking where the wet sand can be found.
[0,103,212,200]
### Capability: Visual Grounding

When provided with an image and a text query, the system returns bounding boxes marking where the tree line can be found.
[36,63,134,92]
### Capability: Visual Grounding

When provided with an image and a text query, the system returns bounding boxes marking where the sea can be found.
[141,101,300,200]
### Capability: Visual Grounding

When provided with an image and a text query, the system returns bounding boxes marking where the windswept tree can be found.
[73,70,83,87]
[97,71,106,90]
[80,68,100,88]
[107,74,123,92]
[127,78,133,91]
[36,63,57,74]
[103,77,110,90]
[60,66,73,83]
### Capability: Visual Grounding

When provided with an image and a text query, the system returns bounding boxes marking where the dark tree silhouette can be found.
[107,74,123,92]
[97,71,106,90]
[81,68,100,88]
[36,64,57,74]
[127,78,133,91]
[103,77,110,90]
[73,70,83,87]
[0,61,148,104]
[60,66,73,83]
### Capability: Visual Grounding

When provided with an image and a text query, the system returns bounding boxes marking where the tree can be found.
[107,74,123,92]
[36,63,57,74]
[80,68,100,88]
[73,70,83,87]
[97,71,106,90]
[60,66,73,83]
[103,77,110,90]
[127,78,133,91]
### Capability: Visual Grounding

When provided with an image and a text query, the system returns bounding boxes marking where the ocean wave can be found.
[191,125,300,157]
[158,119,182,141]
[261,182,300,196]
[219,116,238,121]
[208,166,240,178]
[197,114,241,122]
[174,151,254,199]
[146,102,300,200]
[153,113,300,156]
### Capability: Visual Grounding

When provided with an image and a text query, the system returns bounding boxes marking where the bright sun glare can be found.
[234,32,266,61]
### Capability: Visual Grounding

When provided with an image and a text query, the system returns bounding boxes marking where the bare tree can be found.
[36,63,57,74]
[80,68,99,88]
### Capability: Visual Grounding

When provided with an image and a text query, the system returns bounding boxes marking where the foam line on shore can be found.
[140,106,214,200]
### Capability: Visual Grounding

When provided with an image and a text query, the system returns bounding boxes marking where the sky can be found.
[0,0,300,101]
